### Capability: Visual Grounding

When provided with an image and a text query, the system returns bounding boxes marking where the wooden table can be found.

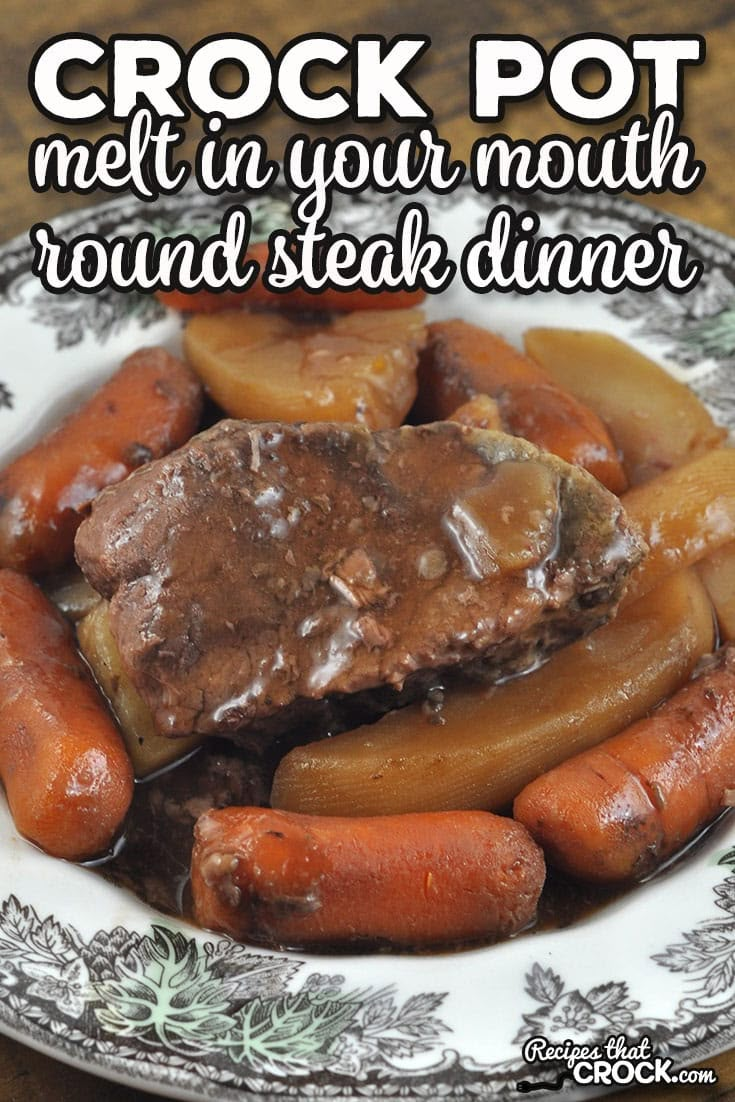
[0,0,733,1099]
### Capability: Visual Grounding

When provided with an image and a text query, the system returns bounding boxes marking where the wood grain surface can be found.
[0,0,733,1099]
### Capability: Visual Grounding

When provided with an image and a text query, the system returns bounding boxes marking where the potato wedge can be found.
[184,308,426,429]
[697,542,735,642]
[524,328,725,484]
[448,394,503,430]
[623,448,735,604]
[271,569,714,816]
[77,601,202,778]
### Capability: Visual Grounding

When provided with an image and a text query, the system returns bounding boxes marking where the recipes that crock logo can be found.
[516,1034,718,1091]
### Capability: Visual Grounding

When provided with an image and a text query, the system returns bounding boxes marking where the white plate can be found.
[1,187,734,1101]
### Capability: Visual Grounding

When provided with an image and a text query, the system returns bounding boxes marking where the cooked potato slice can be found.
[77,601,202,778]
[697,542,735,642]
[623,448,735,604]
[271,570,714,816]
[184,308,426,429]
[524,328,725,484]
[448,394,503,430]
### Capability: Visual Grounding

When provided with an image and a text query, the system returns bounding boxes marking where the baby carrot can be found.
[415,320,627,494]
[0,569,133,860]
[514,646,735,883]
[191,806,545,949]
[157,242,426,314]
[158,286,427,314]
[0,347,202,573]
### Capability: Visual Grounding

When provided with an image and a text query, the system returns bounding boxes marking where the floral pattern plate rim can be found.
[1,185,735,1102]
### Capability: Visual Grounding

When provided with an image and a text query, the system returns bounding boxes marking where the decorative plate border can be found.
[2,845,735,1099]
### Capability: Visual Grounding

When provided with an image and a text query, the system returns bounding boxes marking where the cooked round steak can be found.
[75,420,646,738]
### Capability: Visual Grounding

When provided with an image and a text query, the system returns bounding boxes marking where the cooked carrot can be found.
[514,646,735,883]
[0,569,133,860]
[159,285,427,314]
[157,241,426,314]
[0,348,202,574]
[191,806,545,949]
[415,320,627,494]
